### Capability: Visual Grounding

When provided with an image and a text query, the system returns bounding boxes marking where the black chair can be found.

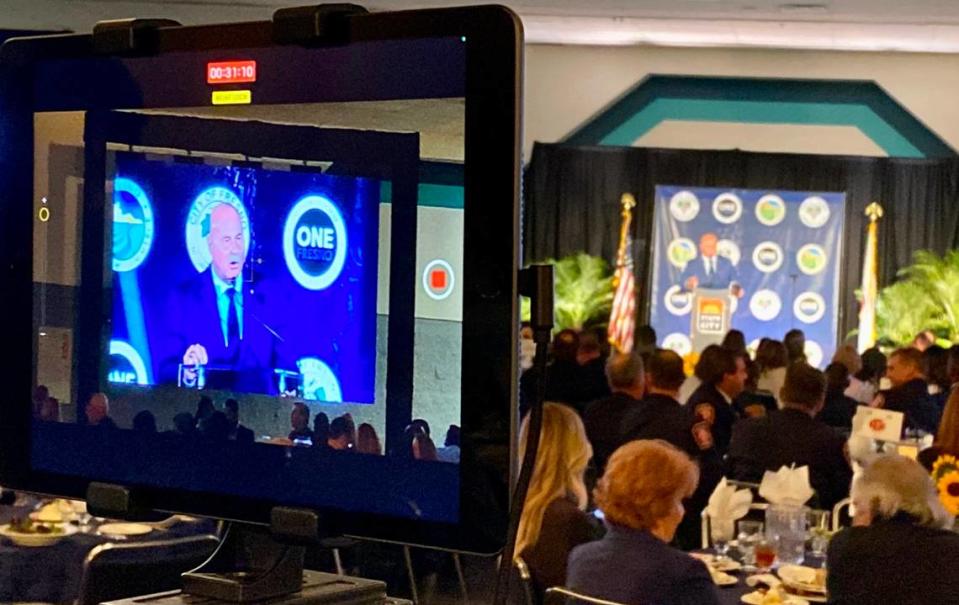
[76,533,219,605]
[544,586,628,605]
[514,556,536,605]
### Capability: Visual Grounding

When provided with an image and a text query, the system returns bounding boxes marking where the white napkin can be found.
[758,465,815,506]
[707,477,754,520]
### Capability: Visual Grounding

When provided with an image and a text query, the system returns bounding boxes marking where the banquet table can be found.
[0,503,217,603]
[700,550,826,605]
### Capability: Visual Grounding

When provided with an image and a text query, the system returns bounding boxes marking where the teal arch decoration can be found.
[563,76,955,159]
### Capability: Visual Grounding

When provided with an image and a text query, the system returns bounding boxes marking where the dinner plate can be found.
[690,552,743,572]
[711,570,738,586]
[97,522,153,537]
[0,523,77,547]
[740,589,809,605]
[778,564,827,599]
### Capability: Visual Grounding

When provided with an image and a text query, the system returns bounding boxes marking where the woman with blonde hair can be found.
[567,440,719,605]
[515,403,595,594]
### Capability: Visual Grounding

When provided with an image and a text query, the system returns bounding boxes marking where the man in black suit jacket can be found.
[875,347,940,434]
[224,398,255,444]
[727,363,852,508]
[622,349,722,550]
[582,351,645,474]
[688,345,748,455]
[160,203,279,394]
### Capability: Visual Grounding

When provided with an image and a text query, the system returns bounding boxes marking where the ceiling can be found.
[7,0,959,51]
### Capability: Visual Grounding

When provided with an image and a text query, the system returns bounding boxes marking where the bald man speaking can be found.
[162,202,278,393]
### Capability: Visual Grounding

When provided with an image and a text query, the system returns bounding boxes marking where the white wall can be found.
[524,44,959,156]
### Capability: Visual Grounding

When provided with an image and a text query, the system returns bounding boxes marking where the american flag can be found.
[608,193,637,353]
[857,202,883,352]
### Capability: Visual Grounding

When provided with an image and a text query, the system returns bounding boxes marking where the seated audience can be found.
[818,362,857,430]
[356,423,382,455]
[520,329,584,415]
[918,390,959,471]
[313,412,330,447]
[437,425,461,463]
[912,330,936,352]
[172,412,197,436]
[755,338,789,408]
[784,328,806,365]
[721,329,748,357]
[688,345,747,455]
[827,455,959,604]
[622,349,722,550]
[202,411,231,440]
[833,344,870,404]
[132,410,157,433]
[288,402,313,444]
[327,416,353,450]
[855,346,887,404]
[224,398,255,443]
[568,440,719,605]
[194,395,215,430]
[576,330,611,405]
[582,351,645,473]
[924,345,951,411]
[86,393,117,429]
[413,432,439,461]
[874,348,939,434]
[37,396,60,422]
[728,363,852,508]
[515,403,595,596]
[634,324,657,359]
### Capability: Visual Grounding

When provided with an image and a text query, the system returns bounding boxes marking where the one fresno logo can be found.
[283,195,348,290]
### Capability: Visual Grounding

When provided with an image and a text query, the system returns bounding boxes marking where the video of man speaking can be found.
[108,152,379,403]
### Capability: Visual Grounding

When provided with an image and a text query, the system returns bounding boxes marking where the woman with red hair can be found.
[567,439,719,604]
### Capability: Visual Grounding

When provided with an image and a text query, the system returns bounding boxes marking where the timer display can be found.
[207,61,257,84]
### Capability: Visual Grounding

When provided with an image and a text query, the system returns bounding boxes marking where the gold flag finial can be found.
[620,192,636,211]
[865,202,884,222]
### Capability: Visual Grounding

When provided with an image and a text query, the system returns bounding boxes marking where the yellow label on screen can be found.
[211,90,252,106]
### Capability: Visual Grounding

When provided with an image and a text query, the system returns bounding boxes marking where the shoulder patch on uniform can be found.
[694,403,716,425]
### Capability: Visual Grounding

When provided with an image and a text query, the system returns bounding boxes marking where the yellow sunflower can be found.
[936,471,959,517]
[933,454,959,478]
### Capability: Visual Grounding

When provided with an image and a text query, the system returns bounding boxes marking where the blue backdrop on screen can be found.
[649,186,845,368]
[107,152,379,403]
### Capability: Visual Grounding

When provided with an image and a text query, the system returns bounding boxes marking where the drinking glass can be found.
[754,539,777,572]
[766,503,807,565]
[736,520,764,568]
[710,517,736,562]
[807,509,831,558]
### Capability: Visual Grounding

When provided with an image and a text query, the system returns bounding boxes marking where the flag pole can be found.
[857,202,883,352]
[608,193,637,352]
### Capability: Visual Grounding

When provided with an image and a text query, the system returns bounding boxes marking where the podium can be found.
[690,287,732,351]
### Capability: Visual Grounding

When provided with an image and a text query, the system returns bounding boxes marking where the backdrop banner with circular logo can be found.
[651,186,845,368]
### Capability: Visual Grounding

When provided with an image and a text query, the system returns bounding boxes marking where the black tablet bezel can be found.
[0,4,521,554]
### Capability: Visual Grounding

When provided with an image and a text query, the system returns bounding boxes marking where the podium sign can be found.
[691,288,731,352]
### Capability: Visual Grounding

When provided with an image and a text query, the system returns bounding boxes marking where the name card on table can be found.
[852,406,904,442]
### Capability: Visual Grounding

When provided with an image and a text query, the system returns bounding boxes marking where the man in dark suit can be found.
[688,345,748,455]
[576,330,611,406]
[224,398,255,443]
[727,363,852,508]
[622,349,722,550]
[875,347,940,434]
[582,351,645,474]
[160,202,279,393]
[680,232,743,298]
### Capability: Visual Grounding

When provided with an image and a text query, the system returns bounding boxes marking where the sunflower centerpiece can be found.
[931,454,959,518]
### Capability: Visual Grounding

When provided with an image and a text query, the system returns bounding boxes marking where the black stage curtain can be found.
[524,143,959,339]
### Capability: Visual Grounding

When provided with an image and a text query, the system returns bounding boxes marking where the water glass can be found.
[736,520,764,567]
[766,503,808,565]
[710,517,736,561]
[807,509,831,558]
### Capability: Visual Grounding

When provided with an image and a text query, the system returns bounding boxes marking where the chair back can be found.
[544,586,628,605]
[76,533,219,605]
[514,556,538,605]
[832,497,852,532]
